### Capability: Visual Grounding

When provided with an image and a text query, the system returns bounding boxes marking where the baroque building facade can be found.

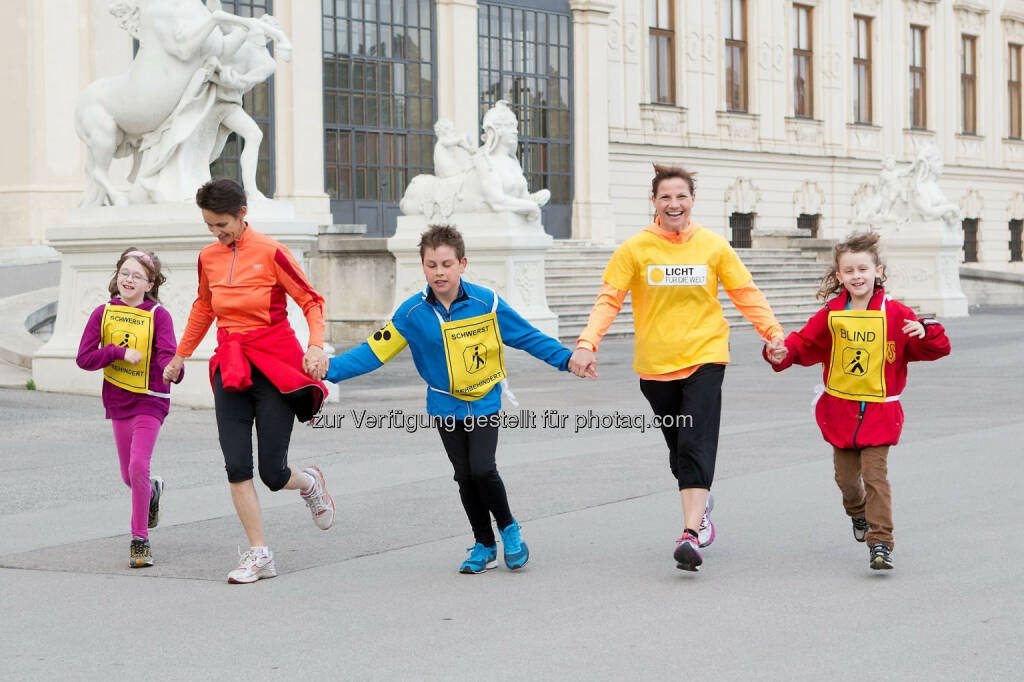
[2,0,1023,271]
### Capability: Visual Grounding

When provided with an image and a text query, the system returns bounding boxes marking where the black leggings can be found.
[437,418,513,547]
[213,366,295,491]
[639,364,725,490]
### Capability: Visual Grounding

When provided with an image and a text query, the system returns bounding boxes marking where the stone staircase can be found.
[545,241,829,340]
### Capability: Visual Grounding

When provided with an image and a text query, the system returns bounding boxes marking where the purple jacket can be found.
[76,298,183,422]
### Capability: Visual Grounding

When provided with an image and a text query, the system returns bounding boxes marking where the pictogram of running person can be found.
[117,331,137,349]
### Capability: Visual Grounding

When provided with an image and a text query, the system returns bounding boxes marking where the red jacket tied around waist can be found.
[767,288,950,449]
[211,321,326,423]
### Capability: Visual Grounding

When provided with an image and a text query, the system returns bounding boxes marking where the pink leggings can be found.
[111,415,162,539]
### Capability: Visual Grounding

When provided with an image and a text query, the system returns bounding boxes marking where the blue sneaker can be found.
[499,520,529,570]
[459,543,498,574]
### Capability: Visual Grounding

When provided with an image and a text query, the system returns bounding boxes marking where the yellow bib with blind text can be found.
[440,312,506,400]
[825,310,887,402]
[101,305,154,394]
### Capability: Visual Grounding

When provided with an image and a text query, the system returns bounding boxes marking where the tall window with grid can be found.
[725,0,747,112]
[649,0,674,104]
[323,0,436,235]
[853,15,872,124]
[910,25,927,129]
[962,35,977,134]
[478,2,573,239]
[1010,44,1022,139]
[793,4,813,117]
[208,0,276,197]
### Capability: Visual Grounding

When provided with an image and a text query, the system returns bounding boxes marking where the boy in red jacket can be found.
[765,232,950,570]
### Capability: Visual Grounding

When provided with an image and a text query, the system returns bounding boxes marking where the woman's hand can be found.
[303,346,328,380]
[162,354,184,382]
[124,348,143,365]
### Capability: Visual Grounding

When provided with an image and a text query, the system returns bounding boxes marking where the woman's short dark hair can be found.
[196,178,247,216]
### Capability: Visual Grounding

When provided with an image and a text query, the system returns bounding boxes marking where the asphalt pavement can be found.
[0,309,1021,680]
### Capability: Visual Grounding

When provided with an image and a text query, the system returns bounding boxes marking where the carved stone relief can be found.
[904,0,938,25]
[513,262,540,304]
[686,31,702,64]
[624,21,640,54]
[1003,19,1024,44]
[607,16,621,54]
[1007,192,1024,220]
[960,188,983,218]
[794,180,826,216]
[852,0,881,15]
[955,7,987,36]
[724,177,762,215]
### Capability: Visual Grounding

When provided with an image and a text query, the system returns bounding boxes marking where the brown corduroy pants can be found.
[832,445,894,549]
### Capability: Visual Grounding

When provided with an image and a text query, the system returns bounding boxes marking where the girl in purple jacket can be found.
[77,247,183,568]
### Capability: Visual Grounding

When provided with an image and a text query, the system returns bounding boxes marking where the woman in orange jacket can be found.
[163,179,334,584]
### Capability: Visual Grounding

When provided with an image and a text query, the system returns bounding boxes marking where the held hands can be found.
[765,336,788,365]
[162,354,184,383]
[568,347,598,380]
[902,319,926,338]
[303,346,329,380]
[123,348,143,365]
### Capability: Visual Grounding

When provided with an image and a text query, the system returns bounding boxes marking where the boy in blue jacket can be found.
[325,225,591,573]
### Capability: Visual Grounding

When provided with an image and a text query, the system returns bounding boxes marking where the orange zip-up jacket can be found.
[176,226,325,358]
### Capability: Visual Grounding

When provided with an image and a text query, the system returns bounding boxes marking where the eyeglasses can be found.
[117,270,150,283]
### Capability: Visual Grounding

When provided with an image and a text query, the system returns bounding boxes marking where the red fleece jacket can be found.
[211,320,326,423]
[766,288,950,449]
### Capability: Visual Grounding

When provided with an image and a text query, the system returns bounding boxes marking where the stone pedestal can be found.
[33,201,319,407]
[388,212,558,336]
[880,221,969,317]
[315,225,395,348]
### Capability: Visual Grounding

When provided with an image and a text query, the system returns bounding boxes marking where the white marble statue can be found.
[852,144,962,230]
[399,101,551,222]
[75,0,290,206]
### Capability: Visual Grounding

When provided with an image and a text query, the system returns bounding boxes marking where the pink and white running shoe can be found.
[673,533,703,572]
[698,494,715,548]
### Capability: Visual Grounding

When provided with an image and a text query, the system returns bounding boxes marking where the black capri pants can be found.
[639,363,725,490]
[213,365,294,491]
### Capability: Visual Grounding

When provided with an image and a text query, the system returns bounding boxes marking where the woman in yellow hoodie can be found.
[569,164,787,572]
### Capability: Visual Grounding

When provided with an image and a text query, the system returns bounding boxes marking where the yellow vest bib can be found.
[101,304,156,395]
[825,310,887,402]
[430,290,508,401]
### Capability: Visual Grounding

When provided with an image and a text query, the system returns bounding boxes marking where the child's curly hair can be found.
[817,231,887,301]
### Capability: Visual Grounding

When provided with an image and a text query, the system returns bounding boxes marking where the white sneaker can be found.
[301,466,336,530]
[698,494,715,548]
[227,547,277,584]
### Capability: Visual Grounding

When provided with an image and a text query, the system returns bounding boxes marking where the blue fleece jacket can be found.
[326,280,571,418]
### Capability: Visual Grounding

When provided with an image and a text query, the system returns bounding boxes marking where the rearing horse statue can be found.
[75,0,279,206]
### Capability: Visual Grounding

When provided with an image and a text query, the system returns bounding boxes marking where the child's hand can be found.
[123,348,143,365]
[569,347,598,380]
[765,337,788,364]
[902,319,925,338]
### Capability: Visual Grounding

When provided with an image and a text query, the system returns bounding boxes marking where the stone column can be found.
[569,0,616,243]
[435,0,480,136]
[271,0,334,226]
